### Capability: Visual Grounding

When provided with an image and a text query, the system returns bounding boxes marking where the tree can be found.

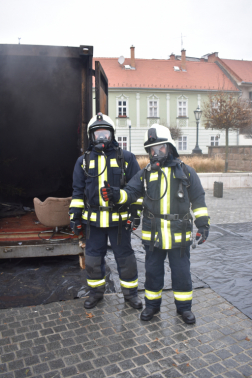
[159,120,182,141]
[203,92,252,172]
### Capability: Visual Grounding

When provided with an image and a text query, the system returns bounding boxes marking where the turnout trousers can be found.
[85,225,138,300]
[144,244,193,312]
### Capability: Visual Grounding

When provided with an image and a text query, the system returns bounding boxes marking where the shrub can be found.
[136,155,224,173]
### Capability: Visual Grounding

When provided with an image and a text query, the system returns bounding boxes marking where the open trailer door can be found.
[95,61,108,115]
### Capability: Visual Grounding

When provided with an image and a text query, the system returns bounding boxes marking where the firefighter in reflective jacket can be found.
[69,113,143,310]
[101,124,210,323]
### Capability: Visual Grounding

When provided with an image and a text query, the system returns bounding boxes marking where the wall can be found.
[198,172,252,189]
[92,88,238,155]
[208,146,252,171]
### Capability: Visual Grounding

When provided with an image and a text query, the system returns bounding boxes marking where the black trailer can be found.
[0,44,108,260]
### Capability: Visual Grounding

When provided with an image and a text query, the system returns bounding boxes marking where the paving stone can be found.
[130,366,149,377]
[104,363,121,376]
[87,368,105,378]
[61,366,78,377]
[119,359,136,371]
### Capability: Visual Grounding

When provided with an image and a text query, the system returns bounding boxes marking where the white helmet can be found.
[143,124,179,157]
[87,112,115,139]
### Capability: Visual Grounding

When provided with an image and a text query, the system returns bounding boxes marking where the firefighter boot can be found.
[125,296,143,309]
[177,310,196,324]
[140,306,160,321]
[84,296,103,309]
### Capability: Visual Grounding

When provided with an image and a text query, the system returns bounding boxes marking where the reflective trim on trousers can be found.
[87,277,106,287]
[145,289,162,300]
[120,279,138,288]
[173,291,193,301]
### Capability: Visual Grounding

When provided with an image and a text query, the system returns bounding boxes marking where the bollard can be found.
[213,181,223,198]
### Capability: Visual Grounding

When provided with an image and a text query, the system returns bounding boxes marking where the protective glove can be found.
[100,181,114,202]
[196,225,209,245]
[70,218,82,235]
[126,216,141,232]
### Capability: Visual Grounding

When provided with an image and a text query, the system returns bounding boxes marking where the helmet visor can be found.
[150,144,168,158]
[93,128,112,142]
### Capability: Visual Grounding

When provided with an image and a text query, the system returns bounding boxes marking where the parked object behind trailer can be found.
[0,44,108,262]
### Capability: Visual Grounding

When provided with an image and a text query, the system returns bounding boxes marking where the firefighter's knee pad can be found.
[85,255,103,279]
[116,254,137,280]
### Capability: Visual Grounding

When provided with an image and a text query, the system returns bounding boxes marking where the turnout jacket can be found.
[113,158,209,250]
[69,144,142,228]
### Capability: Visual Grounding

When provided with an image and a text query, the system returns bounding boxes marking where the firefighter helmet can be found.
[143,124,179,157]
[87,113,115,139]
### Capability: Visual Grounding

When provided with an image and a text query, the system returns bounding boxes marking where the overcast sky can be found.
[0,0,252,61]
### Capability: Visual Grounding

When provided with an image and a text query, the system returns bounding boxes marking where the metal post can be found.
[129,123,131,152]
[192,120,202,154]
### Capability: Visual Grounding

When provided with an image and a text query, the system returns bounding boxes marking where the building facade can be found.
[93,48,240,155]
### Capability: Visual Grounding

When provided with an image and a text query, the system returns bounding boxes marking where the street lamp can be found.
[192,105,202,154]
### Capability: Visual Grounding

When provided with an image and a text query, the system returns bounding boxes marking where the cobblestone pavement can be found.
[1,189,252,377]
[204,188,252,224]
[1,289,252,378]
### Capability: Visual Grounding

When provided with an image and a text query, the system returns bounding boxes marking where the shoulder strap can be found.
[115,147,126,187]
[180,161,190,188]
[83,151,91,173]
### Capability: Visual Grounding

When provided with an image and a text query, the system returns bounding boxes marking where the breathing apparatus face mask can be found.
[92,128,112,152]
[149,144,168,170]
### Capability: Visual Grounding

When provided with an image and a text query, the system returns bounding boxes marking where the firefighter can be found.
[69,113,143,310]
[101,124,210,323]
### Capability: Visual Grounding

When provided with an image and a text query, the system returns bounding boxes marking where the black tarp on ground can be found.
[0,255,115,309]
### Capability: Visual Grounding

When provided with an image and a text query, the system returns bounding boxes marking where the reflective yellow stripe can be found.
[125,162,128,168]
[98,155,109,227]
[193,207,208,218]
[70,199,84,208]
[118,190,128,204]
[160,167,172,249]
[110,158,119,168]
[89,160,95,169]
[145,289,162,300]
[174,232,191,242]
[82,211,97,221]
[173,291,193,301]
[70,214,74,220]
[131,197,143,205]
[112,212,129,221]
[120,279,138,288]
[87,278,106,287]
[137,210,141,217]
[142,231,158,241]
[150,172,158,182]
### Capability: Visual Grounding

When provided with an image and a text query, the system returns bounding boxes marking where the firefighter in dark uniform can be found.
[69,113,143,310]
[101,124,210,323]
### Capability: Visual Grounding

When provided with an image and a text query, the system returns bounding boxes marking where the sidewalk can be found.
[1,290,252,378]
[1,188,252,378]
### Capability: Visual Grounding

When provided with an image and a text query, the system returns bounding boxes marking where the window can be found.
[212,100,220,109]
[210,136,219,146]
[249,92,252,108]
[118,136,128,150]
[178,101,187,116]
[118,100,127,116]
[149,100,158,117]
[178,136,187,151]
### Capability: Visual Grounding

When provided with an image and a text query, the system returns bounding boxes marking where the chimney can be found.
[170,53,175,61]
[181,49,186,70]
[208,52,218,63]
[130,45,135,68]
